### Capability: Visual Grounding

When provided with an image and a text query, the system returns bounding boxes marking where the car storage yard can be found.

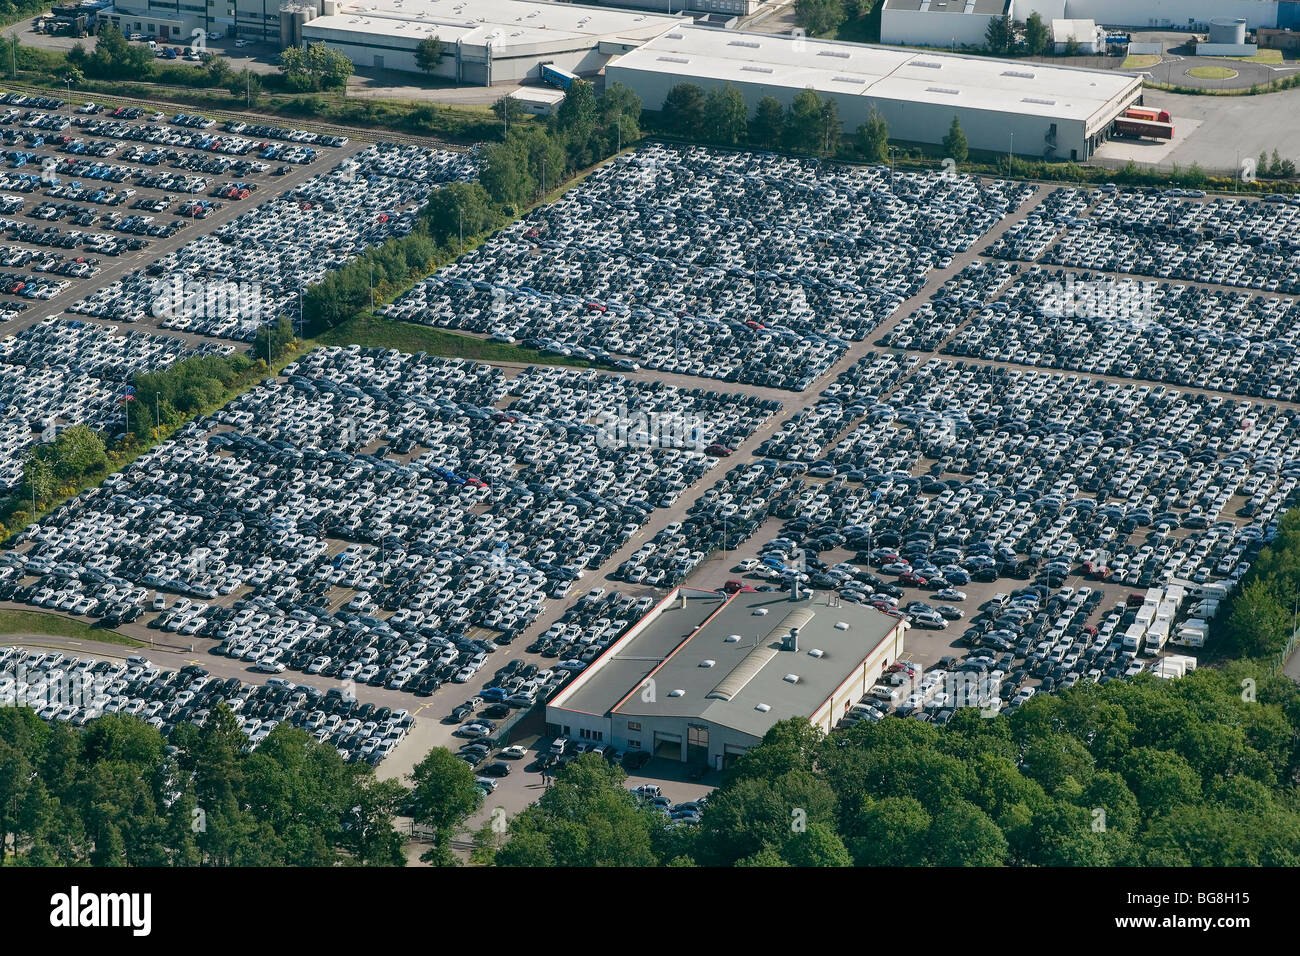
[4,138,1300,784]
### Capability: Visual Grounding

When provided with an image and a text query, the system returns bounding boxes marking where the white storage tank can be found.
[1209,17,1247,44]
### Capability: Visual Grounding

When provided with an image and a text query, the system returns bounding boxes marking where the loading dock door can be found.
[653,732,682,760]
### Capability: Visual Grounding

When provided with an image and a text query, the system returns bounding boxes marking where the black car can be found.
[480,761,512,777]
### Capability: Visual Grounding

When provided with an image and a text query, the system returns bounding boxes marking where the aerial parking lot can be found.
[381,142,1035,390]
[3,351,776,700]
[3,139,1300,775]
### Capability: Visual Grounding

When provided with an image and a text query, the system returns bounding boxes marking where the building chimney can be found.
[787,627,800,652]
[791,578,800,602]
[678,589,687,610]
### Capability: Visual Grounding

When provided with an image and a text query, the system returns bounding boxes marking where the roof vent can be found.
[668,688,685,697]
[741,65,774,73]
[808,648,825,657]
[700,659,716,668]
[753,608,768,616]
[817,50,850,58]
[783,673,800,684]
[927,87,960,95]
[728,39,760,47]
[666,31,683,38]
[658,55,691,64]
[725,634,741,643]
[913,60,942,69]
[1023,96,1057,105]
[1002,69,1035,79]
[755,702,771,712]
[833,75,866,84]
[834,622,849,630]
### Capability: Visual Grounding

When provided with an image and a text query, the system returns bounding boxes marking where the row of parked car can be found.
[381,142,1034,391]
[995,185,1300,295]
[0,318,230,491]
[0,646,411,765]
[70,144,475,341]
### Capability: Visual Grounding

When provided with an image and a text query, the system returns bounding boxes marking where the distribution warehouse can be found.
[607,23,1143,161]
[297,0,684,83]
[546,587,907,769]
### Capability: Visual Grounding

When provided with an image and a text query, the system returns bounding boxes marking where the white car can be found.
[254,660,286,674]
[234,38,251,47]
[499,744,528,759]
[735,558,759,571]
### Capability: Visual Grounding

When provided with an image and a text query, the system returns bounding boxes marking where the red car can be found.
[899,571,928,587]
[705,444,734,458]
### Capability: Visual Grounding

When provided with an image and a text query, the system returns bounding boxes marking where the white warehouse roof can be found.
[304,0,683,51]
[612,23,1139,124]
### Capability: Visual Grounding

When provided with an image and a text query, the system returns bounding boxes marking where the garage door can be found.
[653,732,681,760]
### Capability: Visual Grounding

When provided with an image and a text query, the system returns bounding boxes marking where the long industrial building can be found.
[546,586,907,770]
[298,0,684,83]
[607,23,1143,161]
[1015,0,1297,30]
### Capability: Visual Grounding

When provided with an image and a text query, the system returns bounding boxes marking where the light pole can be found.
[1008,132,1014,175]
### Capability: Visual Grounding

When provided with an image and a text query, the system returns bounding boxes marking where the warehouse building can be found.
[546,586,907,770]
[880,0,1013,50]
[298,0,684,83]
[1015,0,1293,31]
[1052,17,1103,52]
[607,23,1143,161]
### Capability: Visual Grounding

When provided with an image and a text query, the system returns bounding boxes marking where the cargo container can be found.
[1124,106,1172,123]
[1115,116,1174,140]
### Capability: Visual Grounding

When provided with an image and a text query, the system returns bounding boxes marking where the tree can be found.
[20,454,56,510]
[1223,579,1290,657]
[279,41,353,91]
[422,181,497,247]
[943,115,968,165]
[855,106,889,164]
[598,81,642,154]
[415,35,444,74]
[749,96,786,149]
[491,93,527,133]
[496,755,661,866]
[479,136,535,207]
[661,83,707,139]
[1064,36,1081,56]
[794,0,846,37]
[1023,12,1049,56]
[61,65,84,88]
[203,54,232,86]
[407,748,481,865]
[703,83,749,146]
[1270,148,1284,177]
[556,80,600,167]
[985,14,1013,54]
[786,88,833,154]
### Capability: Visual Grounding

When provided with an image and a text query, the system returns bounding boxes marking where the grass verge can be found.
[1186,65,1239,80]
[314,313,598,367]
[0,609,141,646]
[1122,54,1162,69]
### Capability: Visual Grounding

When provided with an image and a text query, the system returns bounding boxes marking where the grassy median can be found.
[0,609,141,646]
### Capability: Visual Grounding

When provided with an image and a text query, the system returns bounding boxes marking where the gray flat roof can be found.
[886,0,1009,15]
[610,23,1140,124]
[555,587,901,739]
[302,0,683,50]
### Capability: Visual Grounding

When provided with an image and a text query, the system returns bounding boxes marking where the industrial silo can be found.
[1209,18,1247,45]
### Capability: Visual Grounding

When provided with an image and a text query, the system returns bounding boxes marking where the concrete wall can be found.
[881,9,1004,48]
[608,63,1139,159]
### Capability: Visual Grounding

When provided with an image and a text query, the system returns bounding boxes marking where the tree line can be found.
[476,661,1300,866]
